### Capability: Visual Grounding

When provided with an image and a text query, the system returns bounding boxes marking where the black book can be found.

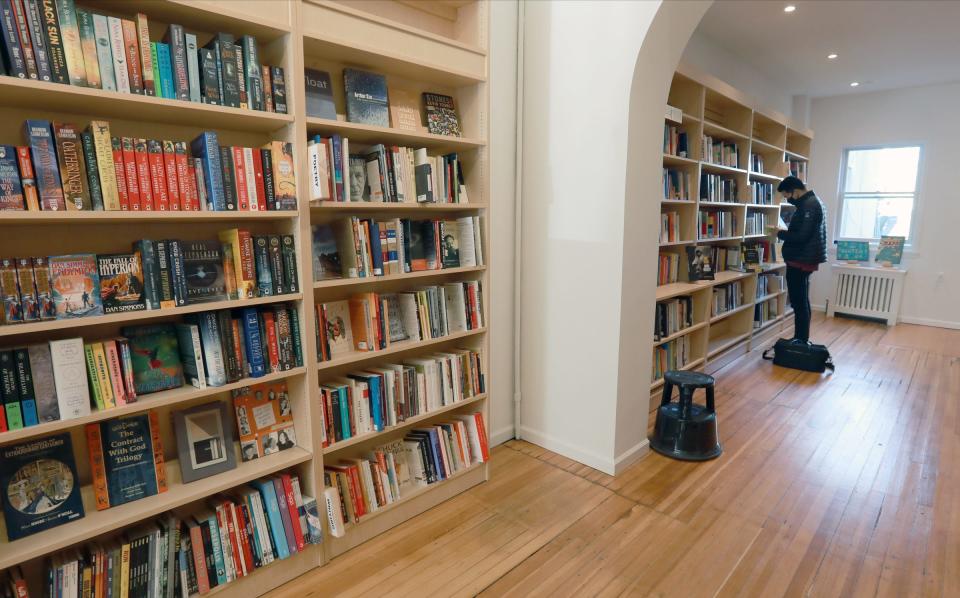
[218,146,237,211]
[217,39,240,108]
[280,234,298,294]
[685,245,715,282]
[233,44,247,108]
[23,0,51,82]
[270,66,286,114]
[240,35,263,110]
[163,24,190,101]
[259,147,275,209]
[155,240,176,308]
[0,349,22,430]
[38,0,67,83]
[198,47,220,104]
[181,240,227,304]
[0,1,27,78]
[217,309,240,382]
[167,239,188,307]
[198,518,218,588]
[267,235,284,296]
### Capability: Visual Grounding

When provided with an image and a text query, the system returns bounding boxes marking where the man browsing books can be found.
[769,176,827,344]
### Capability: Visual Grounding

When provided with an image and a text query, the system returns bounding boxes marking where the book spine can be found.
[149,41,161,97]
[218,39,239,107]
[281,235,298,294]
[174,141,191,210]
[168,239,187,306]
[198,47,219,104]
[272,477,297,555]
[116,337,137,399]
[15,146,39,210]
[120,18,142,93]
[106,16,128,92]
[88,121,120,209]
[74,8,99,88]
[155,240,175,308]
[147,139,167,210]
[110,136,129,210]
[54,0,85,85]
[260,147,275,209]
[253,236,272,296]
[270,66,286,113]
[103,340,126,405]
[78,132,103,210]
[241,35,262,110]
[155,41,173,99]
[280,475,306,551]
[84,343,103,410]
[190,131,224,211]
[242,147,257,211]
[267,235,284,295]
[0,349,23,429]
[23,0,52,81]
[86,423,111,510]
[198,311,226,386]
[262,64,273,112]
[91,341,113,408]
[149,411,168,492]
[184,32,200,102]
[24,119,65,210]
[219,146,237,210]
[135,13,153,95]
[90,12,113,90]
[0,1,27,78]
[52,122,89,210]
[13,348,38,426]
[218,310,239,382]
[10,0,38,79]
[234,44,246,108]
[133,138,153,211]
[166,24,188,100]
[252,148,266,211]
[161,140,180,210]
[242,308,266,377]
[288,306,303,367]
[191,157,205,210]
[120,137,140,210]
[188,525,209,595]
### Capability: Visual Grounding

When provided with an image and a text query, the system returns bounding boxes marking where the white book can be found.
[391,147,405,203]
[454,415,483,464]
[308,142,328,200]
[455,217,477,267]
[323,486,345,537]
[403,440,429,486]
[365,156,384,202]
[49,338,91,419]
[441,283,467,333]
[394,217,407,272]
[397,293,421,342]
[175,323,207,389]
[106,17,130,93]
[405,148,417,203]
[248,491,274,564]
[243,147,258,211]
[92,14,116,91]
[185,33,201,102]
[473,217,484,265]
[358,459,379,511]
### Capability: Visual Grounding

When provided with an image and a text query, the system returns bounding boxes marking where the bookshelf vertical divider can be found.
[0,0,490,594]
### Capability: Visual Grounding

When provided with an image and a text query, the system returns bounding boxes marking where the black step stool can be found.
[650,370,722,461]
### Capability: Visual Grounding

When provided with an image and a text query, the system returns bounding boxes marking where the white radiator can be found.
[827,264,906,326]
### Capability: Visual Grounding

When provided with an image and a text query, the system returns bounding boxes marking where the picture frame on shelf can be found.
[173,400,236,483]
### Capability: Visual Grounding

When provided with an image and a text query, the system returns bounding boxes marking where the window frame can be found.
[835,143,924,248]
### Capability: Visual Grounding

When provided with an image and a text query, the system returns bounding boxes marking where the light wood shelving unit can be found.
[653,63,812,409]
[0,0,490,595]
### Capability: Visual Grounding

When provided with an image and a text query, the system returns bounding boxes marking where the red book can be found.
[120,138,141,210]
[173,142,191,211]
[280,474,306,551]
[121,19,143,94]
[252,149,266,211]
[146,140,168,210]
[231,147,249,211]
[348,465,365,517]
[188,520,211,594]
[215,503,241,579]
[262,310,280,373]
[271,477,298,555]
[235,503,257,573]
[474,412,490,461]
[15,146,40,211]
[186,161,200,210]
[110,137,130,210]
[226,503,249,576]
[0,395,7,431]
[133,139,153,211]
[161,141,180,211]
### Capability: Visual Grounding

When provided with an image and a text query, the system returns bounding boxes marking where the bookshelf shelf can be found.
[709,302,753,324]
[751,138,783,152]
[313,266,485,290]
[743,233,767,240]
[660,239,695,248]
[661,199,695,205]
[756,291,785,303]
[698,235,743,243]
[784,149,809,161]
[650,357,706,391]
[746,204,781,210]
[305,116,485,150]
[317,328,486,372]
[0,210,300,225]
[749,171,782,182]
[702,120,751,141]
[707,331,751,358]
[0,293,303,339]
[700,161,747,175]
[653,321,708,348]
[310,201,486,212]
[322,394,486,455]
[0,368,306,447]
[656,281,702,302]
[663,154,698,167]
[0,77,295,132]
[0,447,312,570]
[699,201,746,208]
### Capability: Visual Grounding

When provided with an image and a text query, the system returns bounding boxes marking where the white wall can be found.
[681,29,794,117]
[488,0,519,445]
[807,82,960,328]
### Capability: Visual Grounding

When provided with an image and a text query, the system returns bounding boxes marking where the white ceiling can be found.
[695,0,960,98]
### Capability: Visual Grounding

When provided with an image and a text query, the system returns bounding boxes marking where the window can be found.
[837,145,922,242]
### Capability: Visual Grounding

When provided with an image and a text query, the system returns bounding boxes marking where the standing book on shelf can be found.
[181,240,228,304]
[685,246,715,282]
[52,122,91,210]
[423,93,462,137]
[0,432,85,540]
[97,253,146,314]
[343,68,389,127]
[232,381,296,462]
[121,324,184,395]
[86,411,167,510]
[24,119,65,211]
[49,253,103,318]
[304,68,336,119]
[0,145,24,210]
[49,337,90,420]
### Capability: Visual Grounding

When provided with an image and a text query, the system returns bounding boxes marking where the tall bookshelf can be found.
[0,0,489,595]
[654,64,812,409]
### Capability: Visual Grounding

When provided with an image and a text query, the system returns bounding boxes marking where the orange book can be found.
[174,142,192,210]
[134,139,154,211]
[121,19,143,94]
[149,411,168,493]
[348,294,373,352]
[86,424,111,510]
[161,141,180,210]
[15,147,39,211]
[110,137,129,210]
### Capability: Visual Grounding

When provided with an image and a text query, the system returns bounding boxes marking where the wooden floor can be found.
[270,314,960,597]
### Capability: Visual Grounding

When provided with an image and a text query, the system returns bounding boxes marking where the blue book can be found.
[338,386,351,440]
[343,68,388,127]
[156,42,175,100]
[0,1,27,78]
[252,479,289,560]
[331,134,343,201]
[349,373,382,431]
[89,413,162,508]
[202,511,227,586]
[13,348,38,427]
[0,432,85,540]
[132,239,161,310]
[242,307,266,378]
[189,132,225,211]
[366,219,384,276]
[187,312,226,386]
[0,145,23,210]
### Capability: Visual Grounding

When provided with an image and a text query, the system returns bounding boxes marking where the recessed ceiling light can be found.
[850,81,860,87]
[784,5,797,12]
[827,53,838,60]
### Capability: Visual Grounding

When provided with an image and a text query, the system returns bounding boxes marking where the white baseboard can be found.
[490,425,515,447]
[898,315,960,330]
[613,439,649,475]
[518,425,618,475]
[811,303,826,312]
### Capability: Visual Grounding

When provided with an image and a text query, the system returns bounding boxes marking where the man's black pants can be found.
[785,265,812,342]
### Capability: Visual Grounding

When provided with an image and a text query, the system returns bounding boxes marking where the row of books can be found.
[0,120,296,212]
[751,181,775,205]
[663,168,690,201]
[654,296,693,342]
[700,173,738,203]
[787,159,807,182]
[320,348,484,446]
[0,3,287,113]
[313,216,483,281]
[698,209,737,239]
[662,124,689,158]
[652,336,691,382]
[314,282,484,362]
[757,272,783,298]
[744,211,768,236]
[41,471,319,598]
[754,299,779,328]
[750,153,765,173]
[701,136,739,168]
[308,135,468,205]
[1,568,24,598]
[657,252,681,286]
[707,245,742,275]
[659,211,681,245]
[323,411,489,536]
[0,231,297,325]
[711,281,743,317]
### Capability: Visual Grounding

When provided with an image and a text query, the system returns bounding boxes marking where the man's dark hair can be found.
[777,176,806,193]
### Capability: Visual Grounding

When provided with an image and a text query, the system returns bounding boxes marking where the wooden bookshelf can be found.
[0,0,490,594]
[655,63,813,405]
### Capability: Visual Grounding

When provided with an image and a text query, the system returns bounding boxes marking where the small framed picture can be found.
[173,401,237,483]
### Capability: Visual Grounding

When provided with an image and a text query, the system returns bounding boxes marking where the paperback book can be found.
[86,411,167,510]
[49,254,103,318]
[121,324,185,395]
[97,253,146,313]
[343,68,389,127]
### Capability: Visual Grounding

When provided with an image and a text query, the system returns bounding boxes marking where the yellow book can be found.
[266,140,297,210]
[88,121,120,210]
[217,228,256,299]
[120,541,131,598]
[91,342,115,408]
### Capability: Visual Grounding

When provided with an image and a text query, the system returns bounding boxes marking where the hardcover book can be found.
[685,245,715,282]
[23,119,65,211]
[267,141,296,210]
[181,240,227,304]
[121,323,184,395]
[232,381,296,461]
[52,122,90,210]
[97,253,146,314]
[49,337,90,419]
[87,411,166,510]
[343,68,388,127]
[49,253,102,318]
[0,432,85,540]
[875,236,905,265]
[389,87,423,132]
[304,68,335,119]
[0,145,23,210]
[423,93,462,137]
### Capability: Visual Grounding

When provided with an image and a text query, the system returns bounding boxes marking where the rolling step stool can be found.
[650,370,722,461]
